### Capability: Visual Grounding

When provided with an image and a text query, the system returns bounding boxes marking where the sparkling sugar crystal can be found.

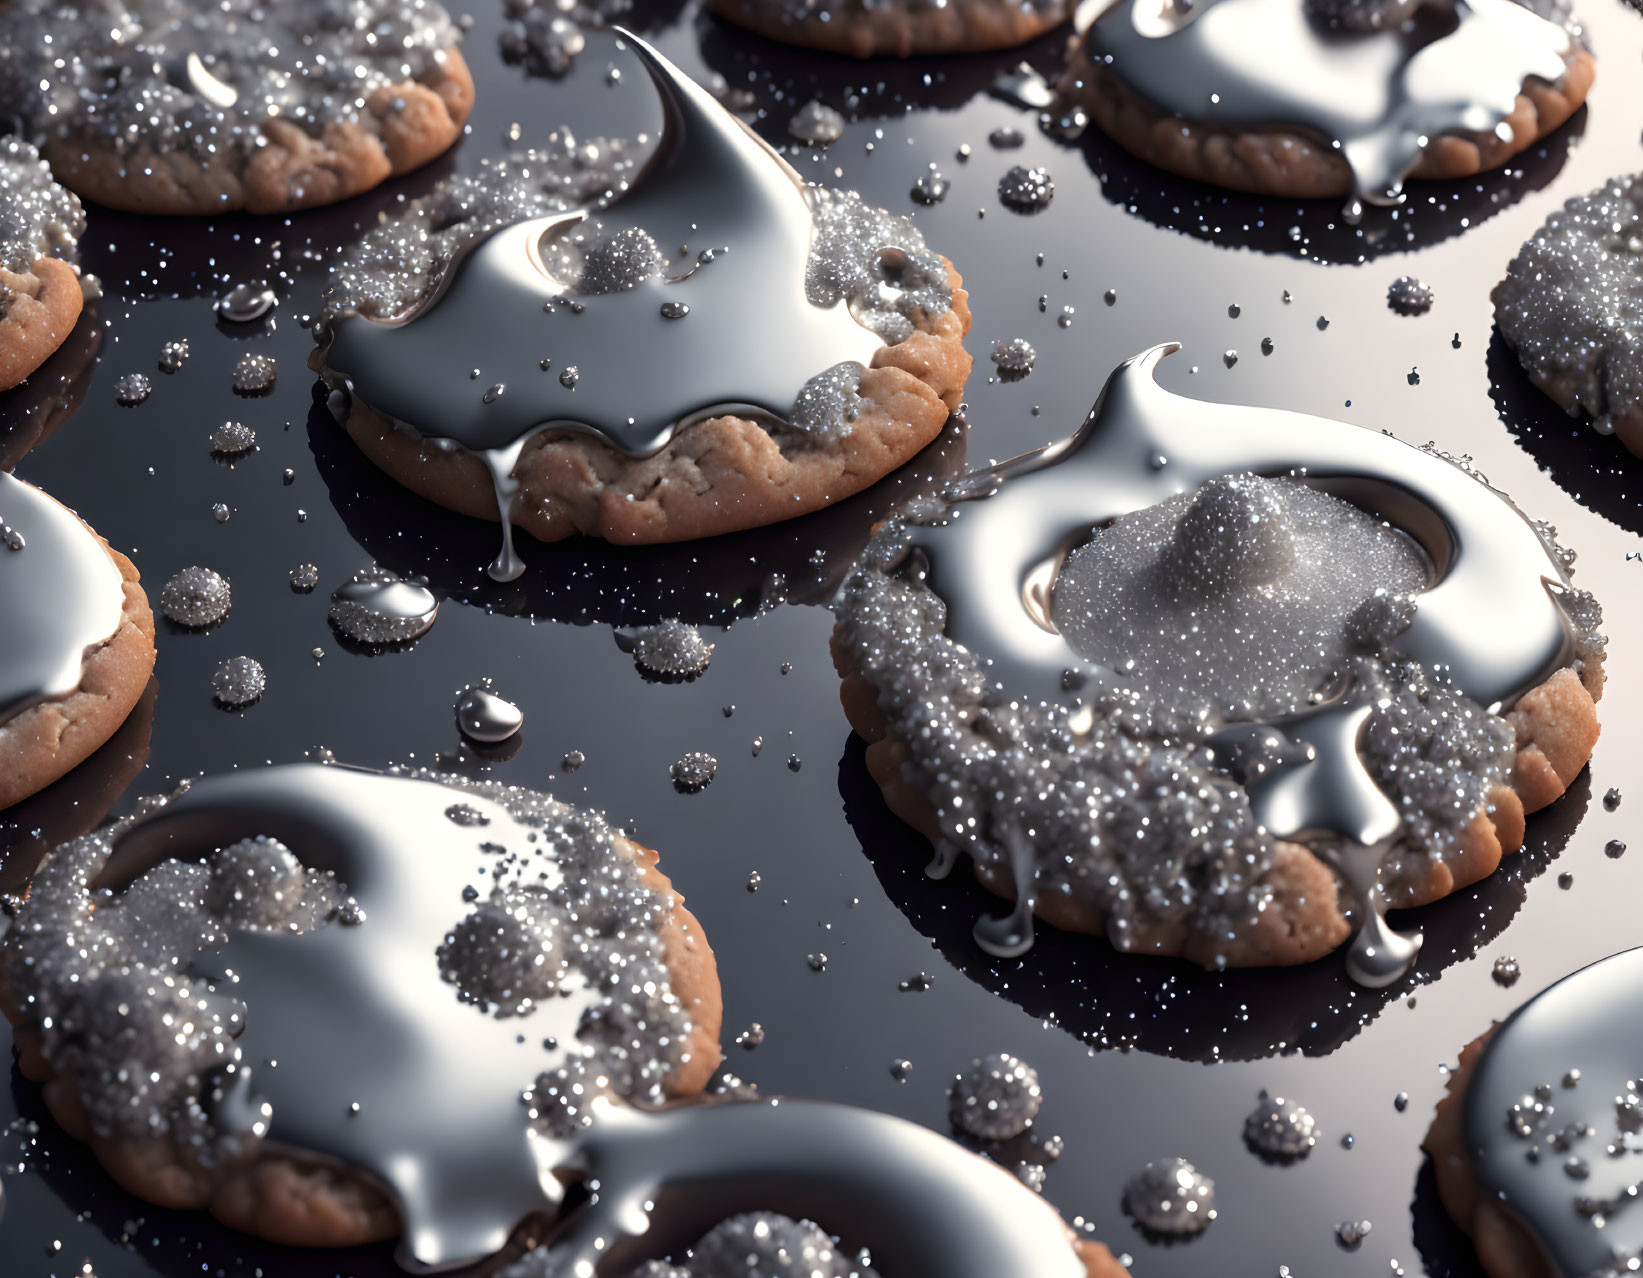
[211,655,265,707]
[948,1053,1043,1141]
[159,566,232,627]
[1243,1092,1319,1160]
[231,353,277,394]
[1123,1158,1218,1235]
[631,619,714,679]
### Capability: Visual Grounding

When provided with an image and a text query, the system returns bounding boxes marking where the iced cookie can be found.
[0,470,155,811]
[1494,174,1643,458]
[832,344,1604,981]
[1058,0,1593,214]
[312,34,971,579]
[704,0,1076,58]
[0,0,474,216]
[491,1100,1128,1276]
[0,763,723,1264]
[1425,947,1643,1278]
[0,138,91,392]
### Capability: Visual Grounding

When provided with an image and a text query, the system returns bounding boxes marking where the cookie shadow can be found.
[306,387,969,626]
[692,15,1072,128]
[1410,1154,1490,1278]
[1488,328,1643,536]
[0,675,155,895]
[0,302,103,472]
[78,152,462,305]
[1066,108,1585,264]
[837,733,1586,1063]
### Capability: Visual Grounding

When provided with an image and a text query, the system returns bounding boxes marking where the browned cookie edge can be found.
[327,259,972,546]
[0,832,724,1249]
[1058,30,1594,201]
[1423,1028,1559,1278]
[0,527,155,811]
[43,49,475,217]
[830,625,1600,968]
[0,257,85,392]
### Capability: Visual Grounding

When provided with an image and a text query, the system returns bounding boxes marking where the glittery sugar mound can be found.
[669,1213,877,1278]
[322,137,644,324]
[2,766,701,1216]
[438,894,568,1016]
[1494,174,1643,457]
[949,1053,1044,1141]
[3,823,342,1147]
[805,190,951,345]
[833,347,1606,976]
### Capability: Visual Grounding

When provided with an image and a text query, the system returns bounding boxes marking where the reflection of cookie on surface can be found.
[1,0,474,216]
[1,764,723,1263]
[0,139,91,392]
[0,471,156,811]
[704,0,1074,57]
[1425,948,1643,1278]
[832,345,1603,976]
[1058,0,1592,207]
[313,38,970,578]
[1494,173,1643,459]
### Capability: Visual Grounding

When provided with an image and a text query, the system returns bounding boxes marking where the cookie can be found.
[0,138,91,393]
[832,344,1604,980]
[1058,0,1593,213]
[312,35,971,580]
[703,0,1076,58]
[1494,173,1643,457]
[1425,947,1643,1278]
[0,763,723,1265]
[492,1101,1128,1276]
[0,470,156,812]
[0,0,474,216]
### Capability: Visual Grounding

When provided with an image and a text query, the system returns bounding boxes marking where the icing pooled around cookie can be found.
[316,34,961,578]
[1067,0,1584,212]
[0,0,473,215]
[832,344,1604,981]
[2,764,715,1268]
[1494,174,1643,457]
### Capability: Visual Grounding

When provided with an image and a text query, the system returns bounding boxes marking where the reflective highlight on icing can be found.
[1463,947,1643,1276]
[890,344,1581,979]
[322,34,881,578]
[1082,0,1573,207]
[506,1096,1088,1277]
[28,765,695,1269]
[0,471,124,727]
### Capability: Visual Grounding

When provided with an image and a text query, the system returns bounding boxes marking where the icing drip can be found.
[0,471,124,727]
[1079,0,1573,209]
[1463,948,1643,1276]
[8,765,1093,1275]
[319,34,947,580]
[6,765,699,1269]
[837,345,1597,979]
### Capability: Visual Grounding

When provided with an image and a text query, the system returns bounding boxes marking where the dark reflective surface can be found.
[3,3,1643,1277]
